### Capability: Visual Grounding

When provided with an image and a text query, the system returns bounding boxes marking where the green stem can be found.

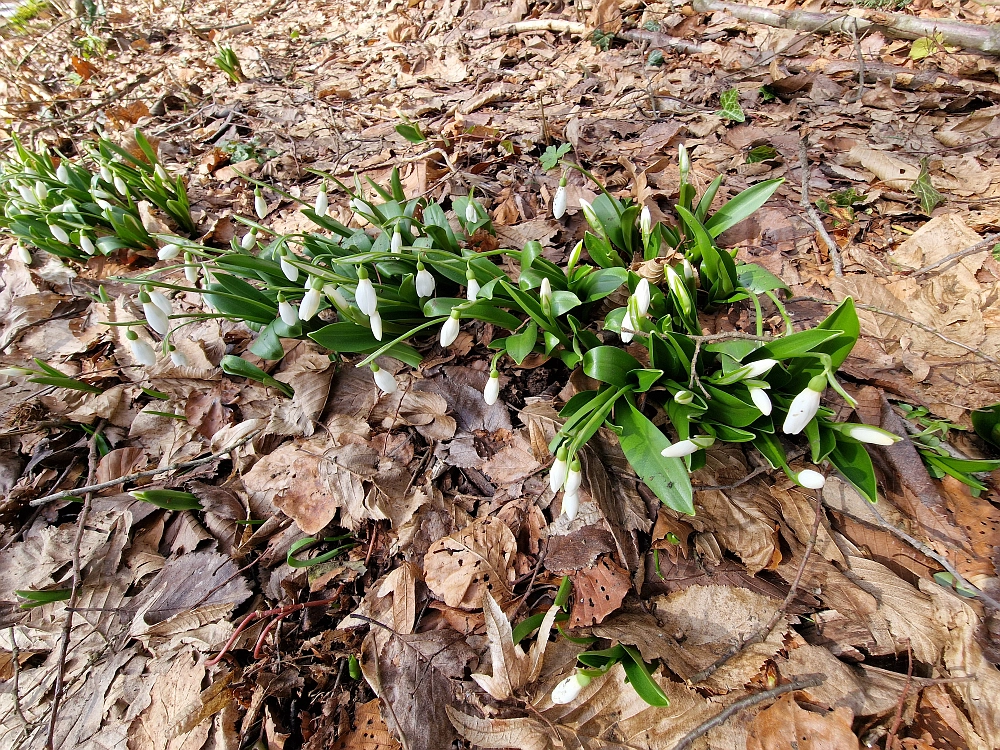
[559,160,623,217]
[765,290,793,335]
[355,316,448,368]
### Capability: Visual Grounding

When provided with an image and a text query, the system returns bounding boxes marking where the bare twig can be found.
[489,20,588,37]
[799,135,843,276]
[908,232,1000,278]
[45,419,103,750]
[672,674,826,750]
[885,641,914,750]
[849,17,865,102]
[687,490,824,685]
[30,428,262,506]
[8,626,28,727]
[619,28,705,56]
[15,15,77,69]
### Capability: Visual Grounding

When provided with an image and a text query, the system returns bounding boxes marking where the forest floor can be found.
[1,0,1000,748]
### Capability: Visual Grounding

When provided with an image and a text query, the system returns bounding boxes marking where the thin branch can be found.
[671,674,826,750]
[687,490,824,684]
[45,419,103,750]
[488,20,588,37]
[799,135,843,276]
[908,232,1000,278]
[8,626,28,728]
[30,428,262,506]
[885,642,914,750]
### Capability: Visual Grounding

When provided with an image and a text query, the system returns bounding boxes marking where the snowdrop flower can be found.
[100,165,113,183]
[564,457,582,496]
[579,198,607,241]
[674,389,695,405]
[299,282,322,322]
[95,198,113,211]
[168,345,189,367]
[661,435,716,458]
[371,363,397,394]
[741,358,779,380]
[640,204,651,241]
[59,199,77,214]
[749,386,772,416]
[415,261,435,298]
[465,194,478,223]
[324,284,349,311]
[17,184,36,204]
[390,228,403,254]
[549,446,569,493]
[465,268,480,301]
[562,487,580,521]
[56,164,70,184]
[350,197,367,215]
[49,224,70,244]
[15,244,31,264]
[147,288,172,318]
[254,189,267,219]
[782,374,827,435]
[79,234,96,255]
[158,243,180,260]
[552,177,567,220]
[795,469,826,489]
[0,367,33,377]
[140,291,169,335]
[125,330,156,366]
[620,309,635,344]
[440,309,461,347]
[114,174,128,195]
[539,277,553,316]
[483,371,500,405]
[34,181,48,201]
[279,250,299,282]
[355,268,377,315]
[665,265,692,316]
[314,184,328,217]
[567,240,583,272]
[277,295,298,326]
[184,253,199,283]
[155,164,169,182]
[681,258,695,283]
[369,309,383,340]
[633,278,651,316]
[241,230,257,250]
[552,671,591,704]
[840,424,900,445]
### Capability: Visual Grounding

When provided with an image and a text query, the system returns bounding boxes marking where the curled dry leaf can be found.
[423,517,517,609]
[746,693,859,750]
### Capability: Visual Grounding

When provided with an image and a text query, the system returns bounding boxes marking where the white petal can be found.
[466,278,480,301]
[440,315,460,347]
[373,368,397,394]
[299,287,321,321]
[129,338,157,367]
[280,256,299,282]
[149,290,172,317]
[369,310,383,340]
[661,439,699,458]
[564,467,582,495]
[465,200,478,223]
[356,278,377,315]
[620,311,635,343]
[633,278,651,316]
[143,302,169,335]
[796,469,826,489]
[743,358,779,379]
[553,185,567,219]
[484,374,500,405]
[844,425,899,445]
[390,229,403,253]
[561,488,579,521]
[279,301,298,326]
[416,269,436,298]
[551,674,585,704]
[170,349,189,367]
[16,245,32,264]
[80,235,96,255]
[314,191,328,217]
[50,224,69,244]
[255,193,268,219]
[549,458,568,493]
[782,387,822,435]
[749,387,772,416]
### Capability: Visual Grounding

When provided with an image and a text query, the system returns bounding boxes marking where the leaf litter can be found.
[1,0,1000,748]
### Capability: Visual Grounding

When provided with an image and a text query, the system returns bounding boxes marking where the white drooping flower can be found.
[324,284,349,311]
[562,487,580,521]
[17,184,37,204]
[466,269,480,301]
[158,242,180,260]
[113,174,128,195]
[549,446,569,493]
[552,178,567,220]
[390,228,403,254]
[415,262,435,298]
[741,358,779,380]
[564,458,582,496]
[95,198,113,211]
[100,165,113,183]
[278,296,298,326]
[782,375,827,435]
[279,250,299,282]
[620,310,635,344]
[126,330,156,367]
[369,309,383,340]
[241,230,257,250]
[34,181,48,201]
[796,469,826,489]
[633,278,651,317]
[148,289,172,318]
[15,244,31,264]
[440,310,461,347]
[184,253,199,283]
[841,424,900,445]
[140,291,169,335]
[483,371,500,405]
[314,186,328,217]
[254,189,267,219]
[169,346,189,367]
[551,672,591,704]
[749,386,772,416]
[299,284,322,321]
[56,164,70,184]
[661,435,716,458]
[372,364,397,394]
[50,224,69,244]
[355,269,378,315]
[79,234,96,255]
[465,195,478,223]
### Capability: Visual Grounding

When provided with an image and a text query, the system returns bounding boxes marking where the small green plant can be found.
[213,44,245,83]
[911,159,944,215]
[746,145,778,164]
[5,0,50,30]
[591,29,613,51]
[540,143,572,172]
[647,49,664,67]
[15,588,71,609]
[395,118,426,144]
[0,129,194,261]
[715,88,746,123]
[222,137,278,164]
[0,359,103,393]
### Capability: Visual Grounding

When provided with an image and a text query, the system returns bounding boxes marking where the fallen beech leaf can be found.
[329,699,401,750]
[746,693,859,750]
[71,55,98,81]
[424,517,516,609]
[569,555,630,627]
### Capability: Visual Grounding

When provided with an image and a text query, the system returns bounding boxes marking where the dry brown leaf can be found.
[95,446,147,487]
[568,555,630,627]
[269,344,335,436]
[423,517,517,609]
[746,693,859,750]
[329,699,401,750]
[376,562,419,635]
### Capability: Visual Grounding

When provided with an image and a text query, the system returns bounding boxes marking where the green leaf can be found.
[221,355,294,397]
[506,321,538,365]
[814,297,860,370]
[540,143,572,171]
[615,402,695,515]
[632,369,663,393]
[583,347,642,388]
[829,435,878,503]
[647,49,664,66]
[621,645,670,707]
[752,432,788,470]
[911,159,944,215]
[753,328,842,362]
[704,179,783,238]
[16,588,72,609]
[573,267,628,302]
[971,404,1000,449]
[395,121,426,143]
[584,231,624,269]
[714,88,745,122]
[203,274,277,324]
[550,290,582,316]
[130,489,204,510]
[309,323,423,367]
[703,385,761,427]
[736,263,789,293]
[422,297,524,331]
[249,322,286,361]
[746,145,778,164]
[287,535,356,568]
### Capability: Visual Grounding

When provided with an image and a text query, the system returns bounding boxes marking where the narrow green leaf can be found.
[221,355,294,397]
[621,645,670,707]
[616,402,695,515]
[704,179,783,238]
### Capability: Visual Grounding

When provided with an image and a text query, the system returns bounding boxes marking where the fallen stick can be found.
[785,57,1000,98]
[488,20,588,37]
[618,28,705,56]
[693,0,1000,56]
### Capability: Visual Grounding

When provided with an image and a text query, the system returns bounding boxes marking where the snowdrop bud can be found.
[552,671,591,705]
[299,285,321,321]
[796,469,826,489]
[113,174,128,195]
[390,228,403,254]
[640,204,651,240]
[277,295,298,326]
[153,163,168,182]
[633,278,651,317]
[841,424,900,445]
[484,371,500,405]
[466,269,480,301]
[741,358,779,379]
[549,446,569,493]
[314,185,328,217]
[324,284,349,311]
[148,289,172,317]
[415,261,435,298]
[16,244,32,264]
[674,389,695,405]
[665,265,692,316]
[749,386,772,416]
[681,258,695,282]
[440,310,461,347]
[562,488,580,521]
[254,189,267,219]
[79,234,96,255]
[678,143,691,182]
[620,310,635,344]
[552,178,567,220]
[579,198,606,240]
[661,435,715,458]
[17,184,36,204]
[158,243,180,260]
[355,269,378,315]
[564,458,582,495]
[126,330,157,366]
[465,195,478,223]
[567,240,583,271]
[782,374,827,435]
[49,224,69,244]
[0,367,33,377]
[100,165,113,182]
[140,291,169,335]
[95,198,113,211]
[279,252,299,282]
[184,253,199,283]
[369,309,383,340]
[350,197,367,215]
[371,363,397,394]
[539,277,553,316]
[34,181,48,201]
[56,164,70,184]
[169,345,189,367]
[241,230,257,250]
